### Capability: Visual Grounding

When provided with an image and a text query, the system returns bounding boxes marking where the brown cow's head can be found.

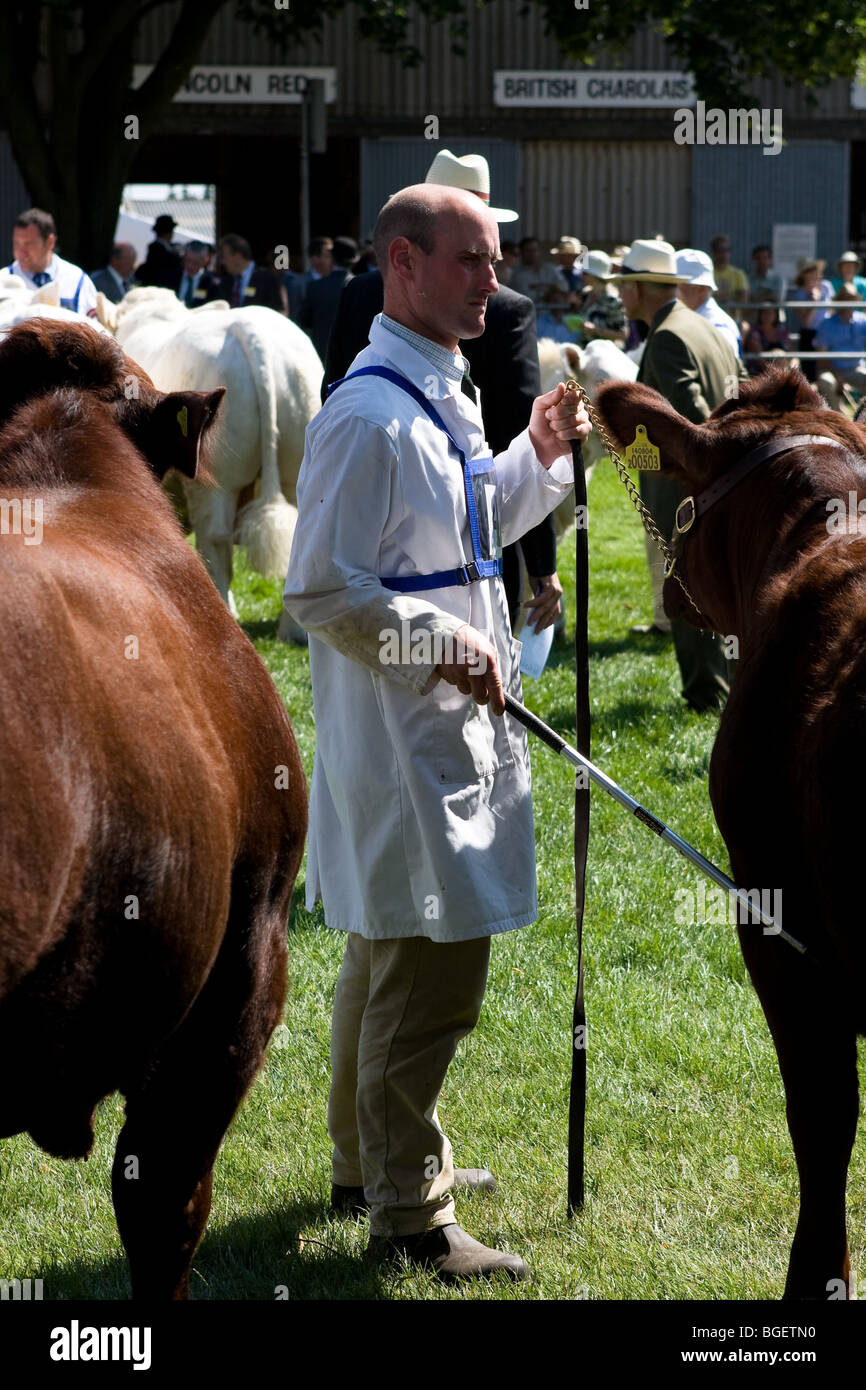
[0,319,224,481]
[595,367,866,637]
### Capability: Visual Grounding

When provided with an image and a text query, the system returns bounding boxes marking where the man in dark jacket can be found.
[324,268,559,633]
[610,239,746,711]
[136,215,182,290]
[300,236,357,363]
[216,234,288,314]
[176,241,224,307]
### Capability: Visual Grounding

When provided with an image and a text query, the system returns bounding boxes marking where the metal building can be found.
[1,2,864,270]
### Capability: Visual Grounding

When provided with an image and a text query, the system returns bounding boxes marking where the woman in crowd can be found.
[830,251,866,298]
[743,306,790,375]
[790,258,834,381]
[577,250,627,348]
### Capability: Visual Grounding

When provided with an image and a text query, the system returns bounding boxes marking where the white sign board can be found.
[850,80,866,110]
[772,224,817,286]
[132,66,337,103]
[493,70,696,108]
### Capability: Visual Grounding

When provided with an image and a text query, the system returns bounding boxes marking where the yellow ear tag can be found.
[624,424,660,471]
[176,405,188,438]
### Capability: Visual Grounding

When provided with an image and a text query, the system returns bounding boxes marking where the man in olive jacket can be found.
[610,240,745,711]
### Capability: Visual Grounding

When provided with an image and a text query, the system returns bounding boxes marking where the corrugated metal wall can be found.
[134,4,851,124]
[691,140,849,265]
[0,135,31,252]
[360,138,521,240]
[133,2,664,93]
[521,141,691,247]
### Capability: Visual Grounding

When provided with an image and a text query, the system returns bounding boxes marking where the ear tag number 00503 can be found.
[624,424,660,471]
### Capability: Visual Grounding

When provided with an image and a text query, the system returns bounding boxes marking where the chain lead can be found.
[563,378,703,617]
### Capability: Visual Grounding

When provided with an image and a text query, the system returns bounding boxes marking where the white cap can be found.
[675,248,718,290]
[583,250,612,280]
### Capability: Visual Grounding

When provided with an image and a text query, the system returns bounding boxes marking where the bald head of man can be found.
[374,183,501,350]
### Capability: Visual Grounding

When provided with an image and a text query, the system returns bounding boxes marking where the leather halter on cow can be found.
[668,432,847,596]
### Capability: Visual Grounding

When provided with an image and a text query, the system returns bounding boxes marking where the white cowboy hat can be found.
[582,250,612,280]
[425,150,518,222]
[675,248,718,290]
[607,238,689,284]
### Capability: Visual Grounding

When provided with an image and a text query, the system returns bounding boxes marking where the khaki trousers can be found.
[639,471,731,710]
[328,931,491,1237]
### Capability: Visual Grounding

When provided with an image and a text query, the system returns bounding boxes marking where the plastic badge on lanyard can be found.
[326,365,503,593]
[467,461,501,566]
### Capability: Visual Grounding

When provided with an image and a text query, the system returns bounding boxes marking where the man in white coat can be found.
[284,183,590,1281]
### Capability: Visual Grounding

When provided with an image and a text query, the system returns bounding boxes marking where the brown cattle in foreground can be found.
[0,319,307,1299]
[596,367,866,1300]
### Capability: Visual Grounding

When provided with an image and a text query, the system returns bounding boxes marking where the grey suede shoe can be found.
[367,1221,528,1282]
[331,1167,497,1216]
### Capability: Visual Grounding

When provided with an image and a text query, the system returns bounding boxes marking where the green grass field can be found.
[1,459,863,1302]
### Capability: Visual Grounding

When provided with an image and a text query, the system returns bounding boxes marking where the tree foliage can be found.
[0,0,864,267]
[530,0,866,107]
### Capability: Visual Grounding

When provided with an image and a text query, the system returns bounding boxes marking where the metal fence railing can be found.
[716,299,866,367]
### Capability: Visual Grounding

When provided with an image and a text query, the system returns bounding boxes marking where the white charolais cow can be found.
[537,337,640,537]
[110,288,323,639]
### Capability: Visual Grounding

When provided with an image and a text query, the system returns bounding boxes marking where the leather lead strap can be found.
[568,437,590,1215]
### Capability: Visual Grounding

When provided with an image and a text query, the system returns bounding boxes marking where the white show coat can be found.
[8,254,99,316]
[284,314,574,941]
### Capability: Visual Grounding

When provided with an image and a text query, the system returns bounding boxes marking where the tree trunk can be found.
[0,1,228,271]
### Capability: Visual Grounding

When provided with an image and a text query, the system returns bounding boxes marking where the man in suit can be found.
[91,242,137,303]
[299,236,357,362]
[136,215,182,290]
[609,239,746,711]
[216,234,288,314]
[286,236,334,323]
[176,240,224,307]
[324,155,560,635]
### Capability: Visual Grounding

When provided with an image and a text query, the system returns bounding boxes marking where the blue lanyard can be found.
[326,365,502,593]
[60,272,84,313]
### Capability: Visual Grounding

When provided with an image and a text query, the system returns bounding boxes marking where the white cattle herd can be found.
[0,271,639,636]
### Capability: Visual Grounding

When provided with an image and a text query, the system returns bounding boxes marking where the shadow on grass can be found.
[544,631,673,668]
[541,698,681,739]
[36,1200,388,1301]
[240,617,280,642]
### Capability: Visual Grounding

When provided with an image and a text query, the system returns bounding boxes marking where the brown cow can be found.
[595,367,866,1300]
[0,319,307,1299]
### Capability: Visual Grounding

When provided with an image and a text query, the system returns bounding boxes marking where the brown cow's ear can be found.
[143,388,226,481]
[594,382,709,485]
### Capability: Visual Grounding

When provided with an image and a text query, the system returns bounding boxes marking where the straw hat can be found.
[550,235,583,256]
[794,257,826,285]
[606,239,689,284]
[424,150,518,222]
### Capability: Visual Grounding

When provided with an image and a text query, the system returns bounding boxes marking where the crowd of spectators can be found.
[10,201,866,414]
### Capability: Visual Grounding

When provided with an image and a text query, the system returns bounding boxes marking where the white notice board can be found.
[772,224,817,286]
